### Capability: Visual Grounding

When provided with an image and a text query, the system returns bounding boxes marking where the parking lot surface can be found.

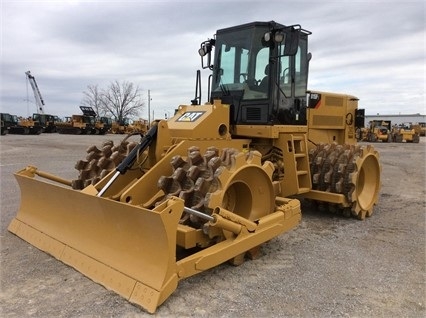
[1,134,425,317]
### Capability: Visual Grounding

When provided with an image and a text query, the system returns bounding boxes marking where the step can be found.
[292,135,304,141]
[297,170,308,176]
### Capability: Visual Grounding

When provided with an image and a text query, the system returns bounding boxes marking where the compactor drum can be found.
[307,143,381,219]
[8,21,381,313]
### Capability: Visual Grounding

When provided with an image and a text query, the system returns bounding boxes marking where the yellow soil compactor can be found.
[8,21,381,313]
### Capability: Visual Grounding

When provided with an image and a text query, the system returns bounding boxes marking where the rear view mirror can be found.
[283,27,300,56]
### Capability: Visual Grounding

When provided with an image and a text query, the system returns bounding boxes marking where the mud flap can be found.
[8,172,184,313]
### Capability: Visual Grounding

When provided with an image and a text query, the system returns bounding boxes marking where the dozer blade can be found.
[8,169,184,313]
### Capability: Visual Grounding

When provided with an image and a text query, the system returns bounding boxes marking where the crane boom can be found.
[25,71,45,114]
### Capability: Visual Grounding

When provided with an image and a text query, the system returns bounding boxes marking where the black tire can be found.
[413,134,420,143]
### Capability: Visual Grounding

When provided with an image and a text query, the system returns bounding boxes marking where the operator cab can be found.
[199,21,311,126]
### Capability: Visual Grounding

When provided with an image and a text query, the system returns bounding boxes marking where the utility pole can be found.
[148,90,151,126]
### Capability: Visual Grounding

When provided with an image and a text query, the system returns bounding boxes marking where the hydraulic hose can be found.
[97,124,158,197]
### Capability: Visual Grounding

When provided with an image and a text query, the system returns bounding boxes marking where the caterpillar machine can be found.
[3,114,44,135]
[8,21,381,313]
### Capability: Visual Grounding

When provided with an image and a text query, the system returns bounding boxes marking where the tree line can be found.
[81,81,145,123]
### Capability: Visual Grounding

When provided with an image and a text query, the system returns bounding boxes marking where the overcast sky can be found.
[1,0,424,119]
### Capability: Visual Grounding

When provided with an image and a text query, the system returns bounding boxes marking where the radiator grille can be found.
[312,115,343,127]
[325,96,344,107]
[246,107,261,121]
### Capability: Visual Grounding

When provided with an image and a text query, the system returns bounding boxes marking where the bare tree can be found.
[81,84,104,116]
[100,80,144,123]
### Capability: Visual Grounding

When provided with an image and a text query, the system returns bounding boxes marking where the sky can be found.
[1,0,425,119]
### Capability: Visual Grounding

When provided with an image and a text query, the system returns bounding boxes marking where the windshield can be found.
[212,27,270,100]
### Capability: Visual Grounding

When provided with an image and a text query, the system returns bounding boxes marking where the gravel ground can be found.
[1,134,425,317]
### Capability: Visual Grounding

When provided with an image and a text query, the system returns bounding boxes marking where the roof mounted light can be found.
[274,31,285,43]
[263,32,271,42]
[198,47,207,57]
[264,30,286,43]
